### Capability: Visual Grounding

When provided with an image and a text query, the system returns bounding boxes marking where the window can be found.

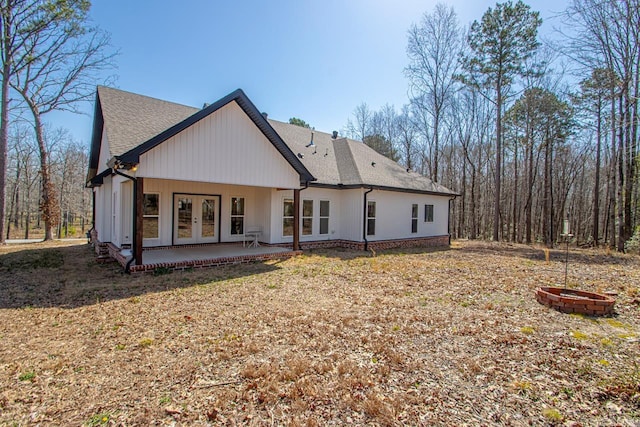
[230,197,245,235]
[425,204,434,222]
[367,201,376,236]
[319,200,330,235]
[143,193,159,239]
[283,198,294,236]
[411,204,418,233]
[302,200,313,235]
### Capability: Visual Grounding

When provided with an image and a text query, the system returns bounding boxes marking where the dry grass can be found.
[1,240,639,425]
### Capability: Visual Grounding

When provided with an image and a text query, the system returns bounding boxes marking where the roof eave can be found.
[308,181,458,196]
[117,89,316,184]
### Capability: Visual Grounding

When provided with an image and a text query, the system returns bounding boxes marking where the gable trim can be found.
[116,89,315,184]
[86,90,105,183]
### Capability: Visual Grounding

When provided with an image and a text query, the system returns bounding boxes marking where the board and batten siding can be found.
[136,101,300,189]
[94,176,112,243]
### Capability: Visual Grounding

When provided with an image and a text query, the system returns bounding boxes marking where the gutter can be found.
[113,169,137,273]
[363,187,374,251]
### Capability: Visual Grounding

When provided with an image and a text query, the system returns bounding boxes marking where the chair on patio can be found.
[243,226,262,248]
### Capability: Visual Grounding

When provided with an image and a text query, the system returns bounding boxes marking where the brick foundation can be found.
[91,234,450,274]
[128,250,302,275]
[270,235,450,251]
[536,287,615,316]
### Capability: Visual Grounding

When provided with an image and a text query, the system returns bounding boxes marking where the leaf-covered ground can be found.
[1,240,639,426]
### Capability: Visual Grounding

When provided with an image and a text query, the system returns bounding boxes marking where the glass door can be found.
[199,198,218,243]
[174,194,220,244]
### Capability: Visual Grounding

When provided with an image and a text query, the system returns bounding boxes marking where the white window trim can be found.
[143,192,160,241]
[230,196,245,236]
[319,199,330,235]
[367,199,376,236]
[424,204,434,223]
[302,199,313,236]
[282,197,294,238]
[411,203,418,233]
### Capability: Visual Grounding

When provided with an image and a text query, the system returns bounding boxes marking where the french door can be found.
[173,194,220,244]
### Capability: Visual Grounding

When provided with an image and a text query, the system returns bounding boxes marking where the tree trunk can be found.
[617,93,625,252]
[494,82,502,241]
[608,88,617,249]
[512,135,518,242]
[593,97,602,246]
[433,106,439,183]
[0,49,10,245]
[31,108,58,241]
[543,126,551,247]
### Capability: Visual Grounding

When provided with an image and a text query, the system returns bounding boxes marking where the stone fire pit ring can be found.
[536,286,615,316]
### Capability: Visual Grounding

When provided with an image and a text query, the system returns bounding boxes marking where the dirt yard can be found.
[0,240,638,426]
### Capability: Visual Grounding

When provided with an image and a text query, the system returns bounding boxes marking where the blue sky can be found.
[51,0,569,144]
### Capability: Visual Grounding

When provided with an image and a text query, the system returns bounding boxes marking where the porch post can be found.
[135,177,144,265]
[293,188,300,251]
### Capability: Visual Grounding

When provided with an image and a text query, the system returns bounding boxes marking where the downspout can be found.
[113,169,137,273]
[363,187,374,251]
[448,195,456,245]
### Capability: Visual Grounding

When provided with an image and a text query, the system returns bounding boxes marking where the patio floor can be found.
[127,243,299,274]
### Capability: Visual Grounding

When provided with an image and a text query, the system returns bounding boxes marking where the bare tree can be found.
[8,0,114,240]
[405,3,462,183]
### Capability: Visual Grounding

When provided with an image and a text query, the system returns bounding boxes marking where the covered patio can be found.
[117,243,300,274]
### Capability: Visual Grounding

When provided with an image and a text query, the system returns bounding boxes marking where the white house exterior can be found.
[86,87,457,272]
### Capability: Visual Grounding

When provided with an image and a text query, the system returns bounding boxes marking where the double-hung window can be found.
[319,200,330,235]
[143,193,159,239]
[411,204,418,233]
[302,200,313,235]
[283,198,294,236]
[367,201,376,236]
[231,197,245,235]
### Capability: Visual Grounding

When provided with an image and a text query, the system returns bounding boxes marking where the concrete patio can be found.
[124,244,299,274]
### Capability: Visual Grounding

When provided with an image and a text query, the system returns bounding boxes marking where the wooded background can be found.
[344,0,639,250]
[2,0,638,251]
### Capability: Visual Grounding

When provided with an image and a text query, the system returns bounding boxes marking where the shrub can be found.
[625,226,640,254]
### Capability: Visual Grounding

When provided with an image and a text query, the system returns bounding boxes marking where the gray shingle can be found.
[98,86,198,158]
[97,87,456,196]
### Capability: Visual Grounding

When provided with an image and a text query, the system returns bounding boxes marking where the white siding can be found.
[137,101,300,189]
[365,190,450,241]
[267,187,450,245]
[339,189,364,242]
[142,178,273,247]
[94,176,112,243]
[268,187,343,244]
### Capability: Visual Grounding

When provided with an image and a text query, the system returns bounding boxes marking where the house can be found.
[86,86,457,273]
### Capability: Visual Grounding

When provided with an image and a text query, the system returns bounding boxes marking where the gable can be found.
[136,101,301,188]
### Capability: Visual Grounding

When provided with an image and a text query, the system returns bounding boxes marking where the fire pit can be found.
[536,286,615,316]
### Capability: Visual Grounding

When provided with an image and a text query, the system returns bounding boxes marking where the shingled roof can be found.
[268,120,456,195]
[87,86,457,196]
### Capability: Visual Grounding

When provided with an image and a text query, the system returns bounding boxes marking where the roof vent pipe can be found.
[203,103,210,109]
[262,112,268,118]
[332,131,338,139]
[306,132,315,147]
